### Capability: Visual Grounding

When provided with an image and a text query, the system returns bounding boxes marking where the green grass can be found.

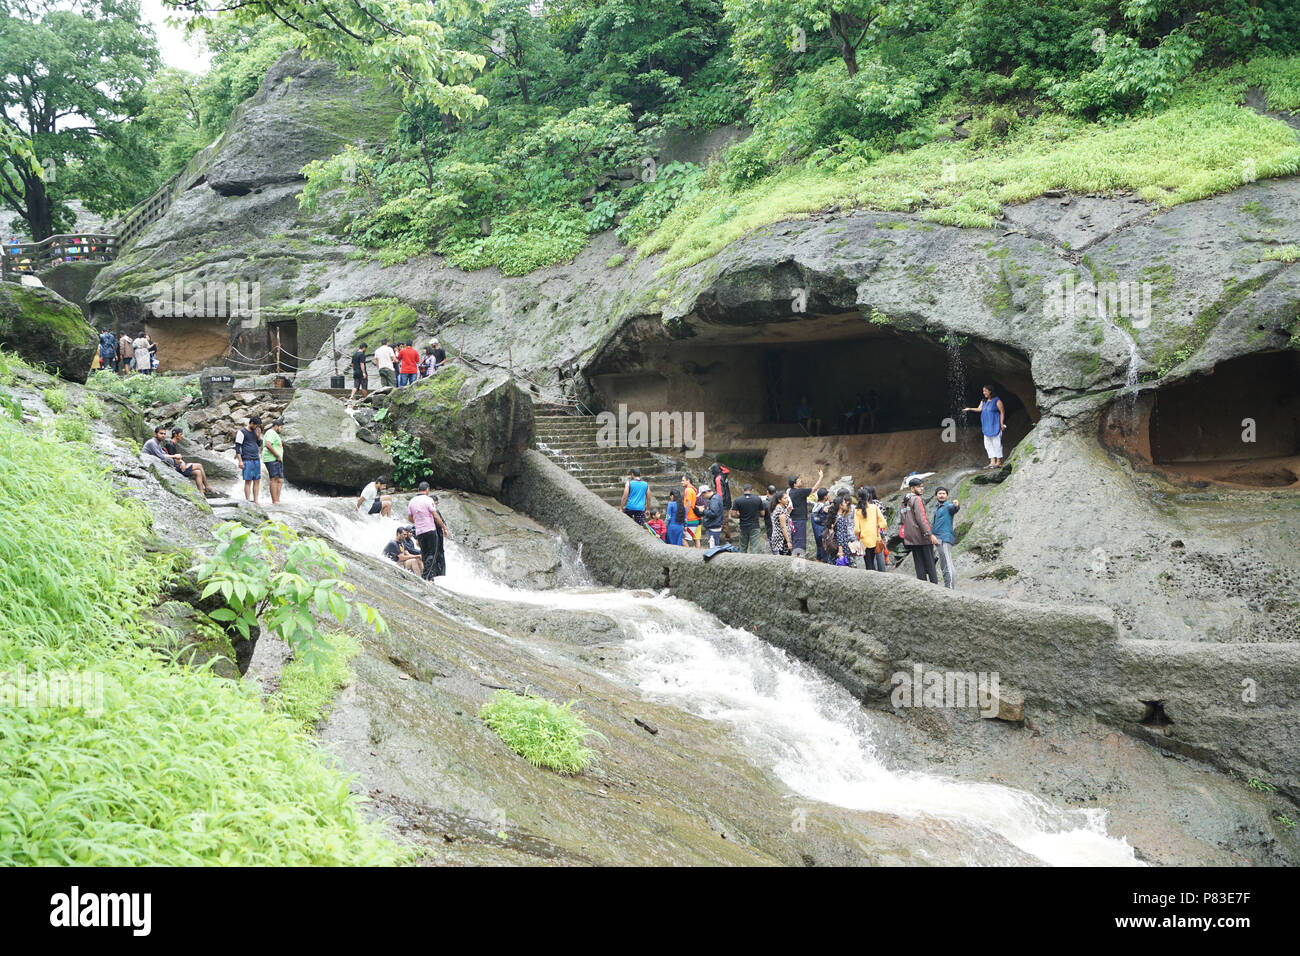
[271,633,362,733]
[639,64,1300,276]
[479,690,603,775]
[0,349,36,386]
[0,411,397,865]
[80,394,103,420]
[1260,244,1300,263]
[54,415,91,443]
[42,388,68,413]
[87,369,197,407]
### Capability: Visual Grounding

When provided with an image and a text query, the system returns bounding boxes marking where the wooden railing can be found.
[1,233,119,281]
[112,169,184,250]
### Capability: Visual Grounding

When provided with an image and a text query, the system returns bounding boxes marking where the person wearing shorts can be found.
[234,417,263,503]
[356,476,391,517]
[261,418,285,504]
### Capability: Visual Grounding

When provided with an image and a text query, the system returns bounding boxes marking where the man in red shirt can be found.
[397,341,420,386]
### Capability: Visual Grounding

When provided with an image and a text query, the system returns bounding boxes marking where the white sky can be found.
[140,0,212,73]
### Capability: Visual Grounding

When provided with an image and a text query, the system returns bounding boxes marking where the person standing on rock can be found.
[930,486,960,589]
[374,339,396,388]
[698,488,725,548]
[234,416,263,503]
[810,487,833,563]
[349,342,369,400]
[769,490,793,555]
[901,476,940,584]
[419,345,436,378]
[397,341,420,387]
[681,475,700,547]
[963,385,1006,469]
[119,332,133,372]
[731,484,767,554]
[621,468,649,525]
[356,476,392,517]
[854,486,888,572]
[665,490,685,546]
[97,329,117,372]
[132,333,152,376]
[787,469,823,558]
[431,339,446,369]
[262,417,285,505]
[408,483,451,580]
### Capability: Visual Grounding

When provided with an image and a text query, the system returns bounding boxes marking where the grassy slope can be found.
[638,57,1300,277]
[0,376,396,865]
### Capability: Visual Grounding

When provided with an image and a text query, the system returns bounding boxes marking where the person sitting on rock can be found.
[356,475,392,517]
[795,395,820,436]
[383,525,423,574]
[165,426,213,497]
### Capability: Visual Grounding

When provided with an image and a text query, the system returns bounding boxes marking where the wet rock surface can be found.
[281,387,392,491]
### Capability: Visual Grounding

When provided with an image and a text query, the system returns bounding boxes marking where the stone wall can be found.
[504,448,1300,794]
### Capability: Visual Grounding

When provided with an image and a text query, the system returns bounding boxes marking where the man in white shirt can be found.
[355,476,392,517]
[373,339,396,388]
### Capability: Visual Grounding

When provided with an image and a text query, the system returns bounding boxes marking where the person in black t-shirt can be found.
[730,484,767,554]
[786,468,823,557]
[383,526,423,574]
[350,342,369,400]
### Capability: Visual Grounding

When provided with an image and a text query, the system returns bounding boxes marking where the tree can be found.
[163,0,489,116]
[0,0,159,239]
[725,0,924,82]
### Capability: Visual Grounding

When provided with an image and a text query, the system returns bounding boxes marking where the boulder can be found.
[281,388,392,492]
[382,366,534,496]
[0,284,96,382]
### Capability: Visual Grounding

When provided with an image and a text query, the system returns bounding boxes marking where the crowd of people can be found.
[624,465,963,588]
[96,328,159,374]
[142,414,285,504]
[349,337,447,399]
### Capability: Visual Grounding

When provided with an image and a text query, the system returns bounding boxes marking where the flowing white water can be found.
[254,484,1141,867]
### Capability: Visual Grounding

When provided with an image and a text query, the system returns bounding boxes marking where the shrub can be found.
[87,369,196,406]
[54,416,91,443]
[194,521,387,671]
[42,388,68,413]
[380,431,433,489]
[479,690,603,774]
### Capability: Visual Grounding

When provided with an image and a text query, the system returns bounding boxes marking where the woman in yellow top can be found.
[854,485,889,572]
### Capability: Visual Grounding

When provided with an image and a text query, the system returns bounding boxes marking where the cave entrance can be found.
[1103,351,1300,488]
[1152,351,1300,488]
[143,317,230,373]
[587,311,1039,484]
[268,319,299,373]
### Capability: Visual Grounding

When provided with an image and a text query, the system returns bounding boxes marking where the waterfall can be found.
[254,483,1143,867]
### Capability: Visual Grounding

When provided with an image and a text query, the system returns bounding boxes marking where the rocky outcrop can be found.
[281,388,392,491]
[0,284,96,382]
[382,366,535,496]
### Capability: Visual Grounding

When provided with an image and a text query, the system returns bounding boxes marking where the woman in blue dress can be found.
[664,490,685,545]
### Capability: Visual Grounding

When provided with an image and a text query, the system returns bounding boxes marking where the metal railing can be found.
[1,233,119,281]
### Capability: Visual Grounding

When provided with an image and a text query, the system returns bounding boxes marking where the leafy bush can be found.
[42,388,68,413]
[80,394,103,420]
[0,390,20,421]
[0,415,395,865]
[87,369,197,406]
[194,522,387,671]
[54,415,91,443]
[380,431,433,488]
[479,690,603,774]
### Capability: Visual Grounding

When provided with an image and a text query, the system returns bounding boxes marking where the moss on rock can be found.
[0,285,96,382]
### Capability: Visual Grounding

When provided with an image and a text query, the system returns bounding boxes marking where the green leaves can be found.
[194,521,386,663]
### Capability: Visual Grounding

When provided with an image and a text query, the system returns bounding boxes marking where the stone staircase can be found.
[533,408,693,513]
